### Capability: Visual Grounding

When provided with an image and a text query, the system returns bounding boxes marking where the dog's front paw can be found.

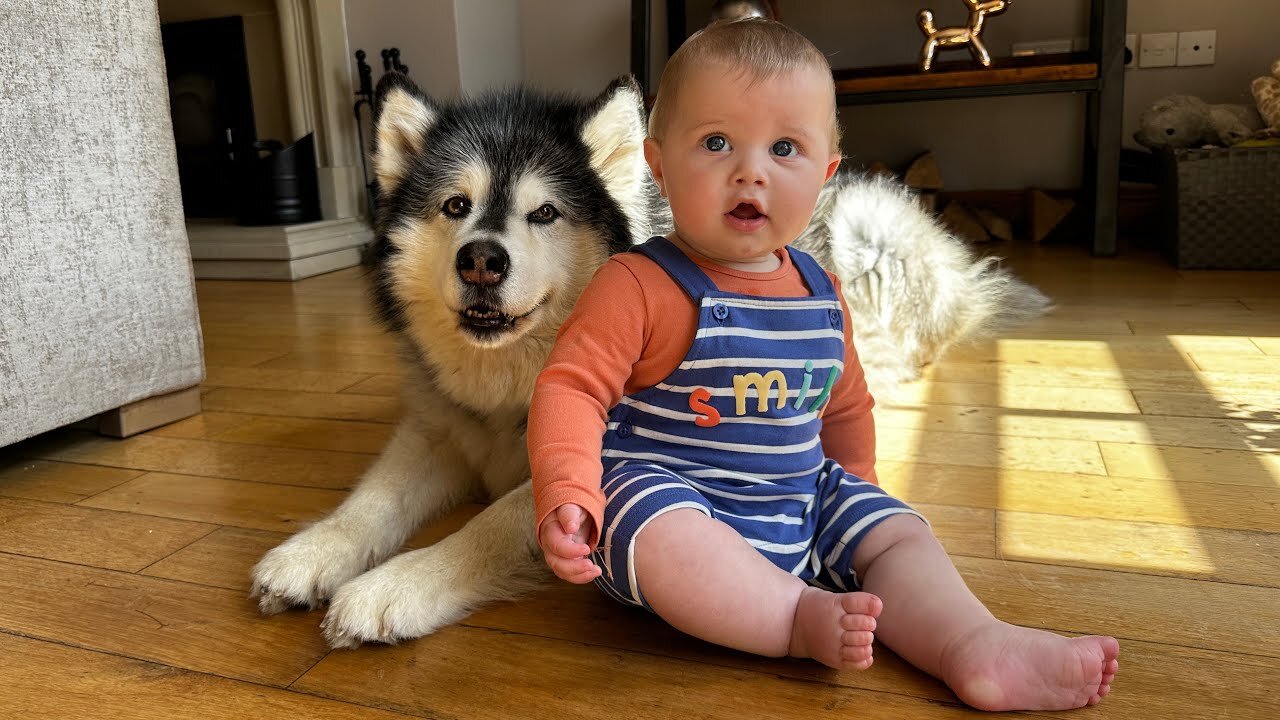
[321,546,467,649]
[250,524,374,615]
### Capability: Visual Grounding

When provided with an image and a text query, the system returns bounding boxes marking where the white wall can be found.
[344,0,462,100]
[455,0,523,93]
[519,0,630,95]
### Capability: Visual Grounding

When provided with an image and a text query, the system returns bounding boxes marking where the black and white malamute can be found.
[250,73,1048,648]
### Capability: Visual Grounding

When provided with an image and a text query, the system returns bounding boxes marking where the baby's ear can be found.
[372,72,438,194]
[825,154,843,183]
[643,137,667,197]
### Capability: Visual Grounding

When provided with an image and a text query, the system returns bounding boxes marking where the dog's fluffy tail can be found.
[960,255,1053,342]
[795,172,1051,396]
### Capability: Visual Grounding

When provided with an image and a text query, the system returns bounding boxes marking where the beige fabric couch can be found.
[0,0,205,446]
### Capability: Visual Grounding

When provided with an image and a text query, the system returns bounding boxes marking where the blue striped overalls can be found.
[593,237,923,608]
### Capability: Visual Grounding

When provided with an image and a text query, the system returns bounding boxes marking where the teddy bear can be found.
[1251,57,1280,138]
[1134,94,1263,150]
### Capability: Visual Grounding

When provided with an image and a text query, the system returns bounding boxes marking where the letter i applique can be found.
[688,387,721,427]
[792,360,815,410]
[807,365,841,415]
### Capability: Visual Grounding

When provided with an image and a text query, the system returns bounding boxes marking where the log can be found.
[866,160,895,178]
[974,207,1014,242]
[903,151,943,190]
[1027,189,1075,244]
[941,201,991,243]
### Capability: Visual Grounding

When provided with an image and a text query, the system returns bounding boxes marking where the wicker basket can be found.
[1157,145,1280,269]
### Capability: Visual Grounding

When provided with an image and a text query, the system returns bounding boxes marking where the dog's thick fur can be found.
[250,73,1049,648]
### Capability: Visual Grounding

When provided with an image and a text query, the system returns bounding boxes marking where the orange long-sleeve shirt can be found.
[529,245,878,545]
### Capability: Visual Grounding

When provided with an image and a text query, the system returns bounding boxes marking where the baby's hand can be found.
[538,504,602,584]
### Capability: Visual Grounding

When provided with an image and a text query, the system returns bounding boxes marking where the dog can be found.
[249,72,1049,648]
[917,0,1011,71]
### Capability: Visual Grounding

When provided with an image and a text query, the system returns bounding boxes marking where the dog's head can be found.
[369,73,656,351]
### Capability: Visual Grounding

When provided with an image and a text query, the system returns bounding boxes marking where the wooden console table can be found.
[631,0,1128,256]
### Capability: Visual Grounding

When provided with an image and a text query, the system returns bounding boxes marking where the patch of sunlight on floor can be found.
[1166,336,1280,458]
[993,339,1219,573]
[996,511,1218,577]
[1099,443,1280,486]
[1251,337,1280,354]
[1162,335,1270,354]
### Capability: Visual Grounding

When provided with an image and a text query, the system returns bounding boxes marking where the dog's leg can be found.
[321,480,549,648]
[250,420,472,614]
[969,34,992,67]
[920,36,939,71]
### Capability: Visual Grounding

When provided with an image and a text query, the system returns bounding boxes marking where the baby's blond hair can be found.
[647,18,841,150]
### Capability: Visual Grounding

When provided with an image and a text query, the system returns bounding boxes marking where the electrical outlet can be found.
[1139,32,1178,68]
[1125,33,1137,67]
[1177,30,1216,66]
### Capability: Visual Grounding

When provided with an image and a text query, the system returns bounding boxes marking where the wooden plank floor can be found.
[3,242,1279,718]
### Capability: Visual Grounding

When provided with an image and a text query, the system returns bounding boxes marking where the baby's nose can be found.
[733,158,767,186]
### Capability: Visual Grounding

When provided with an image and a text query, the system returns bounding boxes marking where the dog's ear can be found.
[581,76,649,207]
[373,72,437,193]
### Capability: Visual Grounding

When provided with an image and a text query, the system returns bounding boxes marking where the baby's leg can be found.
[633,508,880,670]
[852,515,1120,711]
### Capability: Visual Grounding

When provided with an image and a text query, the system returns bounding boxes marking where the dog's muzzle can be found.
[456,240,518,332]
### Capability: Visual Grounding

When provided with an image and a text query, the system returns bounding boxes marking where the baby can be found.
[528,18,1118,712]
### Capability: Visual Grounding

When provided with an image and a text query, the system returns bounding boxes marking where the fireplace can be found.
[157,0,369,280]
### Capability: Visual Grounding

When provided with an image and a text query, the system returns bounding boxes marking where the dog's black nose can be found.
[456,241,509,287]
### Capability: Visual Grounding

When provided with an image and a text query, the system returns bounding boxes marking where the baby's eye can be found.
[771,140,796,157]
[703,135,729,152]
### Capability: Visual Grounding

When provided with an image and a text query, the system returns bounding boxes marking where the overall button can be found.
[712,303,729,321]
[616,423,632,438]
[828,308,841,326]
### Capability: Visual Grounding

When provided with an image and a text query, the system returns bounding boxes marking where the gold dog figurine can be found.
[917,0,1011,71]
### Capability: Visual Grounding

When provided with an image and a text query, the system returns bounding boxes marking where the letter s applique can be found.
[689,387,721,427]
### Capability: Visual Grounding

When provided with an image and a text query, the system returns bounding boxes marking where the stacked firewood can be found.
[867,151,1073,244]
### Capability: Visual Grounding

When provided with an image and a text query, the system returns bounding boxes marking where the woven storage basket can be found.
[1157,145,1280,269]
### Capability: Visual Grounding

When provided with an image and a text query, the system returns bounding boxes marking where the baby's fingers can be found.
[547,555,601,584]
[557,505,581,535]
[547,533,592,560]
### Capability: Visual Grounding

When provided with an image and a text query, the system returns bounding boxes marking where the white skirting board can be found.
[186,218,373,280]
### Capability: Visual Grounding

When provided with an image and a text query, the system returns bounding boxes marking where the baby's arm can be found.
[818,280,880,484]
[528,258,649,554]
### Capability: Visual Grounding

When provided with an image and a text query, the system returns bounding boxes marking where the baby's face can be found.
[646,62,840,267]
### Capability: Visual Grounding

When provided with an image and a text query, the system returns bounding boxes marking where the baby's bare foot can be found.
[940,621,1120,711]
[788,587,882,670]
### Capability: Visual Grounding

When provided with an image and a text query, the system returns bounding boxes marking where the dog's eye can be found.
[528,203,559,224]
[443,196,471,218]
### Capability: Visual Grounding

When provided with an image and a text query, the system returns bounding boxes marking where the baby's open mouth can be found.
[729,202,764,220]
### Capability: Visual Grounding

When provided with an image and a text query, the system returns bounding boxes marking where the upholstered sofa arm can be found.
[0,0,205,446]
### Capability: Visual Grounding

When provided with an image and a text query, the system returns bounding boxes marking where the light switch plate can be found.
[1177,30,1216,66]
[1139,32,1178,68]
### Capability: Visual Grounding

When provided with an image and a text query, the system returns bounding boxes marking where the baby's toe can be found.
[842,630,874,647]
[840,613,877,632]
[840,644,874,669]
[840,591,882,618]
